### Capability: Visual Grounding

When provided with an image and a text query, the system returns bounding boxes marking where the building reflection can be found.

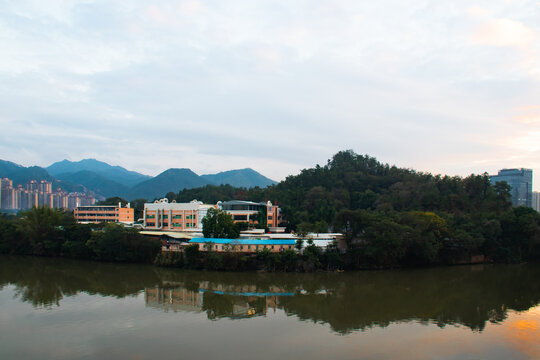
[145,283,291,319]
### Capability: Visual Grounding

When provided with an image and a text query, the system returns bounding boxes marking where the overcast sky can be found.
[1,1,540,188]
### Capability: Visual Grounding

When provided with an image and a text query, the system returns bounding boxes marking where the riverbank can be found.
[2,207,540,272]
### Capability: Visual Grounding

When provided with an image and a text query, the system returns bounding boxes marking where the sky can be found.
[1,1,540,188]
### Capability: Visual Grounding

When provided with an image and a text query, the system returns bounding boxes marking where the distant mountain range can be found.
[47,159,151,187]
[0,158,277,201]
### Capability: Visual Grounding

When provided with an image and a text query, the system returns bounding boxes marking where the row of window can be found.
[209,244,294,251]
[146,214,194,219]
[75,214,117,217]
[146,222,197,228]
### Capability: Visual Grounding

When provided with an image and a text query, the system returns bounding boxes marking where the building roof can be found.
[220,200,262,206]
[189,238,296,245]
[76,205,120,208]
[140,231,194,239]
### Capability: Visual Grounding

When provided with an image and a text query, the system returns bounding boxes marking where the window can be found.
[173,223,183,227]
[163,215,168,219]
[234,215,248,221]
[271,245,274,249]
[173,215,182,219]
[146,222,155,227]
[248,245,251,249]
[146,215,155,219]
[268,216,273,220]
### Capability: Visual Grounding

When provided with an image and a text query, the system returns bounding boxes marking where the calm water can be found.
[0,256,539,360]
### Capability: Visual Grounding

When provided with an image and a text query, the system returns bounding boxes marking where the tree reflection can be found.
[1,255,539,333]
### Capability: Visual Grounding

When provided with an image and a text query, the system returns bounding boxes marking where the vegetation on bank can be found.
[0,207,160,263]
[154,241,342,272]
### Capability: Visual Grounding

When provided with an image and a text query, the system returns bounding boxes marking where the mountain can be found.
[0,160,83,192]
[47,159,151,187]
[201,168,276,188]
[3,158,277,201]
[127,168,212,200]
[55,170,129,198]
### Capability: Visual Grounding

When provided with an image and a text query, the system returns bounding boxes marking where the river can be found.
[0,255,539,359]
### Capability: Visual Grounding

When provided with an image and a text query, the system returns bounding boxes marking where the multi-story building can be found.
[532,192,540,212]
[490,168,533,207]
[143,199,284,232]
[0,177,95,211]
[218,200,283,228]
[143,199,214,231]
[74,203,134,224]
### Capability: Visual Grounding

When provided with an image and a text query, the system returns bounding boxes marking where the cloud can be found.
[467,6,490,18]
[470,19,535,47]
[0,0,539,188]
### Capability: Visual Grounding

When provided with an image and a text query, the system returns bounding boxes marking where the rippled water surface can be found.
[0,255,539,360]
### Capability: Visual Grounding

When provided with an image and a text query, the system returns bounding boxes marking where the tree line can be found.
[0,207,160,263]
[3,150,540,270]
[168,150,540,267]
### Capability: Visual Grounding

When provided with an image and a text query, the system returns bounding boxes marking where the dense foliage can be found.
[0,207,160,263]
[201,208,240,239]
[154,242,342,272]
[170,150,540,267]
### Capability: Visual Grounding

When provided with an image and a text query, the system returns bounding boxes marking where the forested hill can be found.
[173,150,511,225]
[170,150,540,266]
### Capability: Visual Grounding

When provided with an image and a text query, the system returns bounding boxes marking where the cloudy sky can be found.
[1,1,539,187]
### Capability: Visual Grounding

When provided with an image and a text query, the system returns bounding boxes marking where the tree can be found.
[202,208,239,239]
[16,207,73,256]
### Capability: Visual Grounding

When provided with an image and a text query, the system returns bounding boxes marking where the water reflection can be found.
[1,255,539,334]
[146,285,290,319]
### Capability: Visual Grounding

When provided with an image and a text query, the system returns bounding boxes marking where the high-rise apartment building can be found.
[0,177,95,211]
[532,192,540,212]
[490,168,533,207]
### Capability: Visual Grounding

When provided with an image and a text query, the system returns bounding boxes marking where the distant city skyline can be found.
[1,1,539,189]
